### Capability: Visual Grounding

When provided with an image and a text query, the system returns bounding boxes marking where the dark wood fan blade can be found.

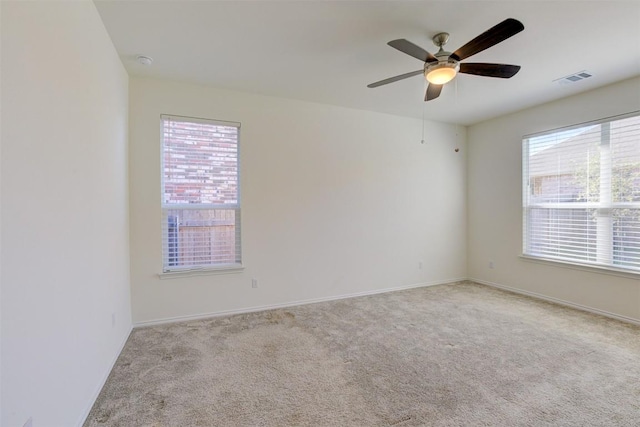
[367,70,424,88]
[459,63,521,78]
[425,83,443,101]
[388,39,438,63]
[451,18,524,61]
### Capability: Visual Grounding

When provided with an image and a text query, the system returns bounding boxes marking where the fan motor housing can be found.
[424,56,459,73]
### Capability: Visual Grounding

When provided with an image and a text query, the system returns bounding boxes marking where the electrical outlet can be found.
[489,261,494,269]
[111,313,116,327]
[251,279,258,288]
[418,261,423,270]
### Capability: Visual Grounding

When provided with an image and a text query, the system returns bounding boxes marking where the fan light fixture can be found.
[425,63,458,85]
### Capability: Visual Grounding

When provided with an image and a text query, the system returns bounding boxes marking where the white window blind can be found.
[523,112,640,272]
[161,114,241,272]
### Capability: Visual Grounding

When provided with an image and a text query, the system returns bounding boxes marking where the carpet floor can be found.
[84,282,640,426]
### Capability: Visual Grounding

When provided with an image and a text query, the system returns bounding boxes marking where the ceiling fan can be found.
[367,18,524,101]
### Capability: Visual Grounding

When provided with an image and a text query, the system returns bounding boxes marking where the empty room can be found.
[2,1,640,426]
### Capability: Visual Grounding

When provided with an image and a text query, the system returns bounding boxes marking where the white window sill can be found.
[158,264,244,280]
[520,254,639,279]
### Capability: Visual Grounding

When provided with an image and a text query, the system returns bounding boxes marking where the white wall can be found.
[130,77,467,324]
[1,1,131,426]
[467,77,640,322]
[0,0,3,423]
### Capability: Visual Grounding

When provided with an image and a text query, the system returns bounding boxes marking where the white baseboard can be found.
[134,277,467,328]
[77,325,133,427]
[471,277,640,326]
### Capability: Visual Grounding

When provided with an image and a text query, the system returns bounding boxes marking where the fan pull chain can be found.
[455,77,458,103]
[421,97,426,144]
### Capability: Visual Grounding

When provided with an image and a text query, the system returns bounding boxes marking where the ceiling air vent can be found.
[554,71,593,85]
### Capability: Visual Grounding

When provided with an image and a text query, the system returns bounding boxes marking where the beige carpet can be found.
[84,282,640,426]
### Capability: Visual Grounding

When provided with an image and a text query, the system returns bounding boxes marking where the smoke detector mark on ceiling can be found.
[136,55,153,66]
[554,70,592,85]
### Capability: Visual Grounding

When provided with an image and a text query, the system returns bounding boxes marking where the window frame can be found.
[160,114,242,276]
[522,111,640,275]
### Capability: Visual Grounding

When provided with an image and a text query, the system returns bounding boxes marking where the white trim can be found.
[161,203,240,210]
[158,265,244,279]
[525,202,640,209]
[134,278,467,328]
[471,277,640,326]
[160,113,240,128]
[522,110,640,139]
[77,325,133,427]
[519,254,639,279]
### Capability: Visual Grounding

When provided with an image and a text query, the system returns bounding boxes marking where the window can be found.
[523,112,640,273]
[161,115,241,272]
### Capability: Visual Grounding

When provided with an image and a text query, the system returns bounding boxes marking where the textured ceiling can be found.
[95,1,640,125]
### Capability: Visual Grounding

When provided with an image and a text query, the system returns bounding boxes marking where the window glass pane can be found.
[528,125,600,203]
[613,208,640,270]
[527,208,597,262]
[162,209,240,269]
[611,116,640,203]
[163,118,238,206]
